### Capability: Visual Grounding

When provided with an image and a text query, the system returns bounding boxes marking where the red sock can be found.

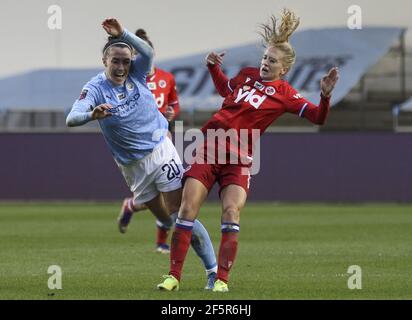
[156,226,169,247]
[169,225,193,281]
[217,231,239,283]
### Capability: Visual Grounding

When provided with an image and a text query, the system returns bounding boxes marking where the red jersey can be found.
[146,68,180,118]
[200,65,330,162]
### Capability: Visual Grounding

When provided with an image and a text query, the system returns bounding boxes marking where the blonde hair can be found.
[259,9,300,70]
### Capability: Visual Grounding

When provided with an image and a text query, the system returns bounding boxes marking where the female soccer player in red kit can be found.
[136,29,180,124]
[118,29,180,254]
[157,9,339,292]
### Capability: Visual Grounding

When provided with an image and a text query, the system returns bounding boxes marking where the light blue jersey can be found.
[66,29,168,165]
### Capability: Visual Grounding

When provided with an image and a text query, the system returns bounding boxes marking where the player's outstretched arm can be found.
[101,18,154,77]
[285,67,339,125]
[206,51,232,97]
[66,103,112,127]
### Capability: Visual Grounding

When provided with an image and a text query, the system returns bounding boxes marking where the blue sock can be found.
[191,219,217,274]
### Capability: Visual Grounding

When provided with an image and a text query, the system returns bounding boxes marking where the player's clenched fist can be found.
[164,106,175,122]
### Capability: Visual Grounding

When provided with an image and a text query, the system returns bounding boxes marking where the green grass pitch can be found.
[1,202,411,300]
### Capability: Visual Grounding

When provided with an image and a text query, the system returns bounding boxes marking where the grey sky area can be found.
[1,0,411,78]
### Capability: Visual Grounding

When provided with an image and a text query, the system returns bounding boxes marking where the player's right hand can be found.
[92,104,112,120]
[165,106,175,122]
[205,51,225,66]
[102,18,124,37]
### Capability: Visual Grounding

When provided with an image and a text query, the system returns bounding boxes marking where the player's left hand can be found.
[102,18,124,37]
[165,106,175,122]
[320,67,339,97]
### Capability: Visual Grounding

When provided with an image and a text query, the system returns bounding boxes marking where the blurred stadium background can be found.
[1,0,412,300]
[1,0,411,202]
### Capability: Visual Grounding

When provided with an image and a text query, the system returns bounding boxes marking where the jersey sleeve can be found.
[284,85,331,125]
[207,65,248,97]
[66,84,99,127]
[227,69,247,92]
[207,64,231,97]
[121,29,154,82]
[168,76,180,117]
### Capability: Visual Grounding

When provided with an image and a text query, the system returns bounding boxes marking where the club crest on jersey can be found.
[159,80,166,88]
[254,81,264,90]
[147,82,156,90]
[79,89,88,100]
[126,82,134,90]
[235,88,267,109]
[265,86,276,96]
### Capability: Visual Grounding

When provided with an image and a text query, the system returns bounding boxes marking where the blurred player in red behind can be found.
[118,29,180,254]
[137,29,180,132]
[157,9,339,292]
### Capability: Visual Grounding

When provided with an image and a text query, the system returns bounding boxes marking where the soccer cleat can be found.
[157,275,179,291]
[204,272,217,290]
[155,244,170,254]
[212,279,229,292]
[117,198,134,234]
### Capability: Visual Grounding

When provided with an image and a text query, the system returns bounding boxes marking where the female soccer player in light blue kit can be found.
[66,18,217,289]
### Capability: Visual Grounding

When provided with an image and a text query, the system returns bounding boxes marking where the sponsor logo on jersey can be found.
[159,80,166,88]
[109,93,140,114]
[265,86,276,96]
[154,93,165,108]
[147,82,157,90]
[254,81,264,90]
[243,85,251,91]
[117,93,126,100]
[126,82,134,90]
[79,89,88,100]
[235,88,267,109]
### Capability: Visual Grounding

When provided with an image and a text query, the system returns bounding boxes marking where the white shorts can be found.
[116,137,183,205]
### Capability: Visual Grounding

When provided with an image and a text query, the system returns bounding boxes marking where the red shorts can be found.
[183,163,251,196]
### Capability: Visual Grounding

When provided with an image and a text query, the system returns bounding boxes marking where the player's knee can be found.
[222,206,240,223]
[178,201,199,220]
